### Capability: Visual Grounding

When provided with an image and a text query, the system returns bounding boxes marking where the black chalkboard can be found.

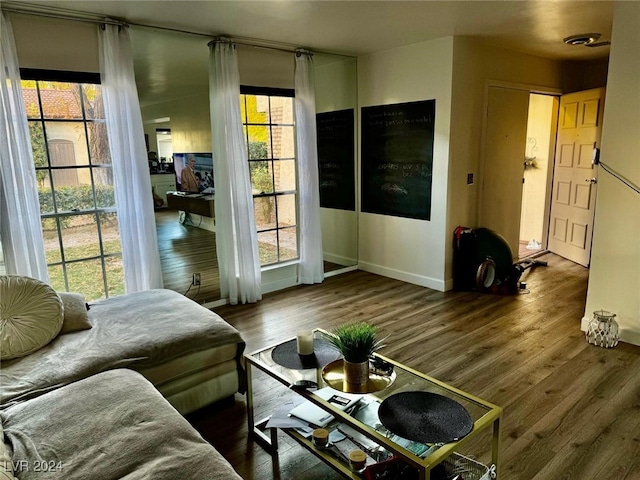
[361,100,435,220]
[316,109,355,211]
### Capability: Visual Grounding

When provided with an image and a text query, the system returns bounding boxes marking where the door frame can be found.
[478,80,562,254]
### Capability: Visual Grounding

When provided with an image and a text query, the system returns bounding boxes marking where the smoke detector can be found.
[563,33,601,45]
[563,33,610,48]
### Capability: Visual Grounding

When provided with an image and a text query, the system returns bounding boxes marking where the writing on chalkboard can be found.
[361,100,435,220]
[316,109,356,211]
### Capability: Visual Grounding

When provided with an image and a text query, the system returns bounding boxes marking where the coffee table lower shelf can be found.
[252,422,495,480]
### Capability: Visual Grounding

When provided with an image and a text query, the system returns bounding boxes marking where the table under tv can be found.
[245,328,502,480]
[166,191,215,218]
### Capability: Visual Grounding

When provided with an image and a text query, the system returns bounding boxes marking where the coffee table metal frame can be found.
[245,329,502,480]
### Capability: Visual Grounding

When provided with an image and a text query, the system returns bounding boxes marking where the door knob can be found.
[586,178,597,184]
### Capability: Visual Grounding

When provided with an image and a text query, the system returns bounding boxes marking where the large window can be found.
[21,72,124,300]
[240,89,298,266]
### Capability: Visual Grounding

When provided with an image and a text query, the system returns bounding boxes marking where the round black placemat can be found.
[271,338,342,370]
[378,391,473,443]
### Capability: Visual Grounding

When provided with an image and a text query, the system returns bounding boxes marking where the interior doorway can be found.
[519,94,558,259]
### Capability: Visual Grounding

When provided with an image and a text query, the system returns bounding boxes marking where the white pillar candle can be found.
[296,330,314,355]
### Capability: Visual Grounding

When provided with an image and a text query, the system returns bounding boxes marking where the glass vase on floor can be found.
[586,310,619,348]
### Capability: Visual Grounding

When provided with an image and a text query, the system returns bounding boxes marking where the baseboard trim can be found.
[262,276,299,295]
[324,265,358,278]
[358,261,445,292]
[323,253,358,266]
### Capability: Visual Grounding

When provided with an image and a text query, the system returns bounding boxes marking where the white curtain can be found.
[0,13,50,282]
[208,39,262,305]
[294,51,324,284]
[99,24,163,292]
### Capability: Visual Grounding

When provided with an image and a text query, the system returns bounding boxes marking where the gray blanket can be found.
[0,289,244,407]
[1,369,242,479]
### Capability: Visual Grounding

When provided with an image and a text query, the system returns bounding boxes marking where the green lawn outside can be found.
[47,239,124,301]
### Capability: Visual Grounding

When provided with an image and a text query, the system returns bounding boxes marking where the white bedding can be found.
[0,369,242,480]
[0,289,244,408]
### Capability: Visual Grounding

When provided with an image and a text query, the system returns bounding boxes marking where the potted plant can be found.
[324,322,385,385]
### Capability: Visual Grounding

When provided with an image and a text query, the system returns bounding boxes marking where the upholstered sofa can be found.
[0,276,245,479]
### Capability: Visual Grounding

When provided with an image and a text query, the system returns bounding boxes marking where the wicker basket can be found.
[441,452,495,480]
[363,452,495,480]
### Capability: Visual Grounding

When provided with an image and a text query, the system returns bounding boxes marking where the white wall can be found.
[583,2,640,346]
[11,14,99,72]
[357,37,454,291]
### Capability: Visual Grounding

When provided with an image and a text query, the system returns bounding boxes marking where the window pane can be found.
[45,121,90,166]
[29,122,48,169]
[66,259,106,301]
[278,227,298,261]
[269,96,294,124]
[37,171,54,214]
[54,179,96,213]
[277,194,297,228]
[257,231,278,266]
[105,255,125,297]
[42,218,61,264]
[254,196,276,231]
[273,159,296,192]
[99,213,121,255]
[60,213,101,261]
[28,78,119,300]
[243,94,270,124]
[87,120,111,164]
[40,82,83,119]
[271,125,295,159]
[250,161,273,195]
[82,84,105,120]
[247,126,269,158]
[47,264,66,292]
[21,81,41,119]
[94,168,116,208]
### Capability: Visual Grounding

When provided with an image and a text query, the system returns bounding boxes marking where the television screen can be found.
[174,153,214,193]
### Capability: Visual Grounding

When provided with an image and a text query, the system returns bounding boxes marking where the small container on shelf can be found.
[349,449,367,472]
[312,428,329,448]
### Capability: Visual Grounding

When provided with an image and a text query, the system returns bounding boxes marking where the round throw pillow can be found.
[0,275,63,360]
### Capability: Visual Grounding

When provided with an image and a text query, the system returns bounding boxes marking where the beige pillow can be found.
[0,423,16,480]
[0,275,63,360]
[58,292,92,334]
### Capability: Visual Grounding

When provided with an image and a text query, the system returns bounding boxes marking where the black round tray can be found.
[271,337,342,370]
[378,391,473,444]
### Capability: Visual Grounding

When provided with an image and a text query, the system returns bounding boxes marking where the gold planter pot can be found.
[343,359,369,385]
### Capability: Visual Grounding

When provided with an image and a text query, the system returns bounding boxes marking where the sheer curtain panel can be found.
[208,39,262,304]
[295,51,324,284]
[0,13,50,282]
[99,24,163,292]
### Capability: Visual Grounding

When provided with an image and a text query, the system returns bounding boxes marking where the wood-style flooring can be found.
[155,209,221,304]
[187,253,640,480]
[154,209,352,304]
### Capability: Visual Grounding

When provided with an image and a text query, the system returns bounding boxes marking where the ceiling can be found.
[9,0,615,59]
[6,1,616,107]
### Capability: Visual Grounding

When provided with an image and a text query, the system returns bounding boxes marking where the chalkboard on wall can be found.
[316,109,355,211]
[361,100,435,220]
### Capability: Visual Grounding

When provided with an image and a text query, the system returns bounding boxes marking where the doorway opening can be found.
[519,93,558,259]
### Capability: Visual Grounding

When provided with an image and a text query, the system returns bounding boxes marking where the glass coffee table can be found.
[245,329,502,480]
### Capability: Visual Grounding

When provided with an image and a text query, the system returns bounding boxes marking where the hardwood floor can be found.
[155,209,221,304]
[186,253,640,480]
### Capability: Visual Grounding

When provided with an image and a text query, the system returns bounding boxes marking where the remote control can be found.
[290,380,318,390]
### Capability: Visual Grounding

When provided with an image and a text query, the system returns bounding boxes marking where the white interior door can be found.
[480,86,530,258]
[547,88,605,267]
